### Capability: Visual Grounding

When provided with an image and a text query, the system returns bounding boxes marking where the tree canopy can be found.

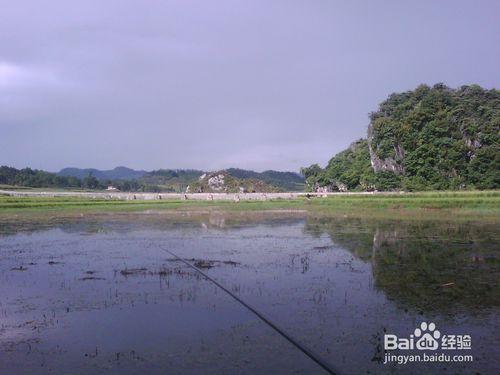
[302,84,499,191]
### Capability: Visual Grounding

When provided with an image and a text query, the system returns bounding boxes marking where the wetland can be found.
[0,209,498,374]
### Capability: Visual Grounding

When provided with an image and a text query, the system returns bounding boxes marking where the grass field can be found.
[0,190,499,221]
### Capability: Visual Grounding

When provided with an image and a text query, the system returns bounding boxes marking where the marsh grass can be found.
[0,191,498,221]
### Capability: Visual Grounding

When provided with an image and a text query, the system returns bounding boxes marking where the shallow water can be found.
[0,213,498,374]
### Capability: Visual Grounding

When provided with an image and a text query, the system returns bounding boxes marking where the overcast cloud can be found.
[1,0,499,172]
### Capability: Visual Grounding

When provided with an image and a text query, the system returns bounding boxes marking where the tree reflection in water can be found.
[304,217,499,314]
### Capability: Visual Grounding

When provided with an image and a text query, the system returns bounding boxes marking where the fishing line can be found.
[158,245,338,375]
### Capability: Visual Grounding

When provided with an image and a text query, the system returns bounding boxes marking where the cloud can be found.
[0,62,60,88]
[0,0,499,172]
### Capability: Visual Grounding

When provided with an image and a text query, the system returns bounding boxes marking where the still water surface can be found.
[0,213,498,374]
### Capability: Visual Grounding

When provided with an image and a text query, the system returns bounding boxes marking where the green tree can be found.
[82,173,99,189]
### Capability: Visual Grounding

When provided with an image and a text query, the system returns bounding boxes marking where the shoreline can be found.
[0,189,404,201]
[0,190,498,222]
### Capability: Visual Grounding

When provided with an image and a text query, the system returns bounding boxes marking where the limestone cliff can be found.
[187,171,281,193]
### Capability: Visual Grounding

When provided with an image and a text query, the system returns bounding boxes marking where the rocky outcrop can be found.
[367,124,405,174]
[187,171,281,193]
[207,173,226,192]
[313,182,348,193]
[464,137,482,159]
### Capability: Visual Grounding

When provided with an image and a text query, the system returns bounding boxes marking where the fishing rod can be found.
[158,246,339,375]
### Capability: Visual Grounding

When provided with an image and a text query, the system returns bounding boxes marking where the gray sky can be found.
[1,0,499,172]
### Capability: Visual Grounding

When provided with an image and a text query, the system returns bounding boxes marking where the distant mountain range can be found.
[57,166,305,192]
[58,166,147,180]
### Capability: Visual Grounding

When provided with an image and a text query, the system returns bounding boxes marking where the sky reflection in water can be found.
[0,214,498,374]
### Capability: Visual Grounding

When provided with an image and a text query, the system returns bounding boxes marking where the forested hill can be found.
[56,167,304,190]
[55,167,305,191]
[226,168,305,191]
[302,84,499,191]
[0,166,305,192]
[58,166,147,180]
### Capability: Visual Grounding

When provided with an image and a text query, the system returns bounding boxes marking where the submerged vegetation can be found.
[3,211,497,373]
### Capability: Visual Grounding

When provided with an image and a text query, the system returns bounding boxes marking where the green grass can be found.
[0,191,498,221]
